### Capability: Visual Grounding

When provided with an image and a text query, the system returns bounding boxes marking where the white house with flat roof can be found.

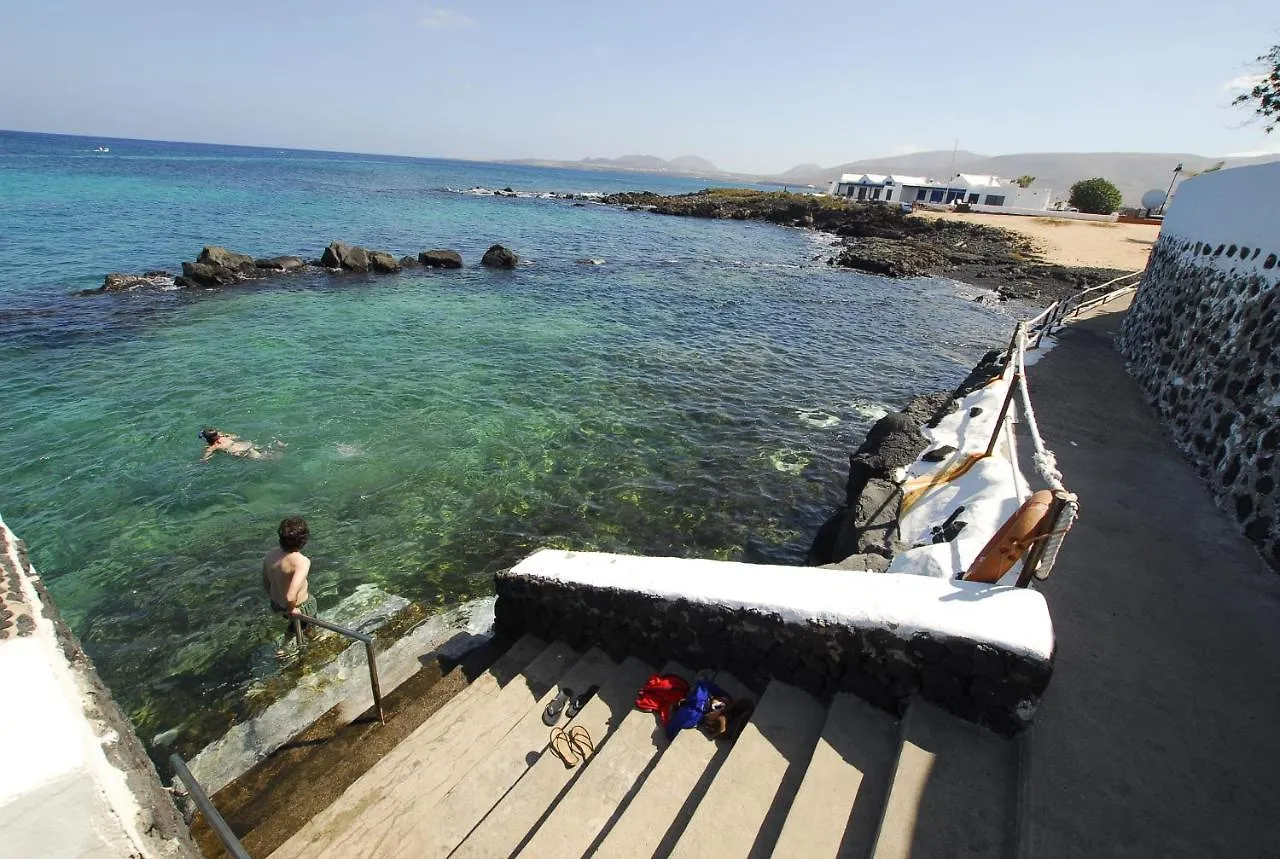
[829,173,1052,210]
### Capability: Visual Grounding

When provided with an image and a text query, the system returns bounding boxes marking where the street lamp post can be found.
[1157,163,1183,216]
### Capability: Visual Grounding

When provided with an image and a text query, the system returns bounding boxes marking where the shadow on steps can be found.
[873,699,1016,859]
[192,633,515,858]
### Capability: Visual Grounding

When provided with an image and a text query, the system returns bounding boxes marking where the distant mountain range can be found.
[508,149,1280,205]
[507,154,723,175]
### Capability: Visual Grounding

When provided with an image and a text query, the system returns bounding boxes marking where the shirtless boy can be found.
[262,517,316,655]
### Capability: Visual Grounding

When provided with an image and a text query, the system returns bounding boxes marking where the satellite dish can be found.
[1141,189,1167,211]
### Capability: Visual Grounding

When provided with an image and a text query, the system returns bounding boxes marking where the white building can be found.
[829,172,1051,210]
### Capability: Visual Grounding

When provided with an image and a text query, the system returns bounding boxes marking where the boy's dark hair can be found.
[278,517,309,552]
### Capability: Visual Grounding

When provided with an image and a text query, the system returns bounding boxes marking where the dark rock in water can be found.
[419,250,463,269]
[481,244,519,269]
[101,273,155,292]
[142,270,171,278]
[254,256,305,271]
[198,246,256,270]
[833,478,903,560]
[923,444,958,463]
[180,261,244,287]
[321,241,370,272]
[953,349,1008,399]
[367,250,401,273]
[807,507,846,565]
[320,243,345,268]
[901,391,955,429]
[399,255,421,268]
[853,412,929,472]
[834,237,945,278]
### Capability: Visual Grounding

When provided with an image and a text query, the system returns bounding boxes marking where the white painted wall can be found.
[968,205,1119,222]
[1161,161,1280,278]
[511,549,1055,661]
[1009,187,1052,209]
[0,517,165,857]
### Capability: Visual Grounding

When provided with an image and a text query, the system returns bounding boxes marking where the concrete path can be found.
[1023,310,1280,858]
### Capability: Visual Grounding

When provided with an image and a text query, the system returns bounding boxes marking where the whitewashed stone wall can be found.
[0,514,198,857]
[1119,162,1280,569]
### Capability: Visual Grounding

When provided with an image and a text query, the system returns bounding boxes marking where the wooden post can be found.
[985,371,1021,457]
[1016,494,1068,588]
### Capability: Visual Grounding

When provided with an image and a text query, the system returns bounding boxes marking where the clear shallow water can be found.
[0,130,1014,745]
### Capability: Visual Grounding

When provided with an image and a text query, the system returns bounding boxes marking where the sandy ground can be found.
[914,211,1161,271]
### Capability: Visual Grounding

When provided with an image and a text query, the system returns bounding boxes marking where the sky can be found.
[2,0,1278,174]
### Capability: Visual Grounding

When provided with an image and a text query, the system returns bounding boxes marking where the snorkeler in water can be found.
[200,428,285,461]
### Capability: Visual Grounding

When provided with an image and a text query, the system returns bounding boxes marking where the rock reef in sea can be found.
[81,241,498,296]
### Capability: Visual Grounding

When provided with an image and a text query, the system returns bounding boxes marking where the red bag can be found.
[634,673,690,725]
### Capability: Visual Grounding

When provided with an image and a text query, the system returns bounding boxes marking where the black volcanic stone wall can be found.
[1120,234,1280,571]
[494,571,1053,736]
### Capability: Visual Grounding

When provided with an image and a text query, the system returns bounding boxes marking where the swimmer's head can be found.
[200,428,220,444]
[278,517,309,552]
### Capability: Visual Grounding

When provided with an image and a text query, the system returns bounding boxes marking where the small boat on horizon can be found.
[94,146,109,153]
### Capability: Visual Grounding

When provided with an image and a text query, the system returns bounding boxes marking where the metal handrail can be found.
[170,755,251,859]
[290,610,386,724]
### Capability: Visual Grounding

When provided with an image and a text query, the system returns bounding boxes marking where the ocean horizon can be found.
[0,128,1018,753]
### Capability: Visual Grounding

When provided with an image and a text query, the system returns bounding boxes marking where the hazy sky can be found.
[2,0,1277,173]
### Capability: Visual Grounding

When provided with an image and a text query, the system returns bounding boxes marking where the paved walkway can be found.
[1023,310,1280,858]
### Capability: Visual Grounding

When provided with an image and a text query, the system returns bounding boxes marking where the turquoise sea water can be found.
[0,130,1016,747]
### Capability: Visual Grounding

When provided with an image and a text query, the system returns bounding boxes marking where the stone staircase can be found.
[267,635,1019,859]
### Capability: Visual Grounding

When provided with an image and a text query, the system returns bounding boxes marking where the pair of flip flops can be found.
[549,725,594,768]
[542,685,599,726]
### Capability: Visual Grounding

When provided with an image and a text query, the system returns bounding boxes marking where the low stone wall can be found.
[1119,162,1280,571]
[494,551,1053,736]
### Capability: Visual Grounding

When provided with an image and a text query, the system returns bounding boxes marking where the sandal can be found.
[567,725,594,761]
[565,685,599,719]
[549,727,579,768]
[543,687,574,726]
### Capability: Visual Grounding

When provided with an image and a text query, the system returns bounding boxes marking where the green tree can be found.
[1069,178,1124,214]
[1233,43,1280,132]
[1013,175,1036,188]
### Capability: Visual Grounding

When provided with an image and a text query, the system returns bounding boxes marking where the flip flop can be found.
[549,727,579,769]
[567,725,594,761]
[565,685,599,719]
[543,687,574,726]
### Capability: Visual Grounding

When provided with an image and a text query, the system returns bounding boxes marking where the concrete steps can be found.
[670,679,827,858]
[456,655,657,858]
[772,693,899,859]
[398,646,619,858]
[514,660,686,858]
[871,699,1017,859]
[273,640,1022,859]
[590,669,750,859]
[268,636,574,859]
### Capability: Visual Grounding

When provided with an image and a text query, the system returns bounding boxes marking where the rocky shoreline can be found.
[599,189,1127,302]
[807,349,1010,568]
[82,241,517,295]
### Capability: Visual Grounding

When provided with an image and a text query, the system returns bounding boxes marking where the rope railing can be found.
[1027,270,1142,347]
[978,267,1140,584]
